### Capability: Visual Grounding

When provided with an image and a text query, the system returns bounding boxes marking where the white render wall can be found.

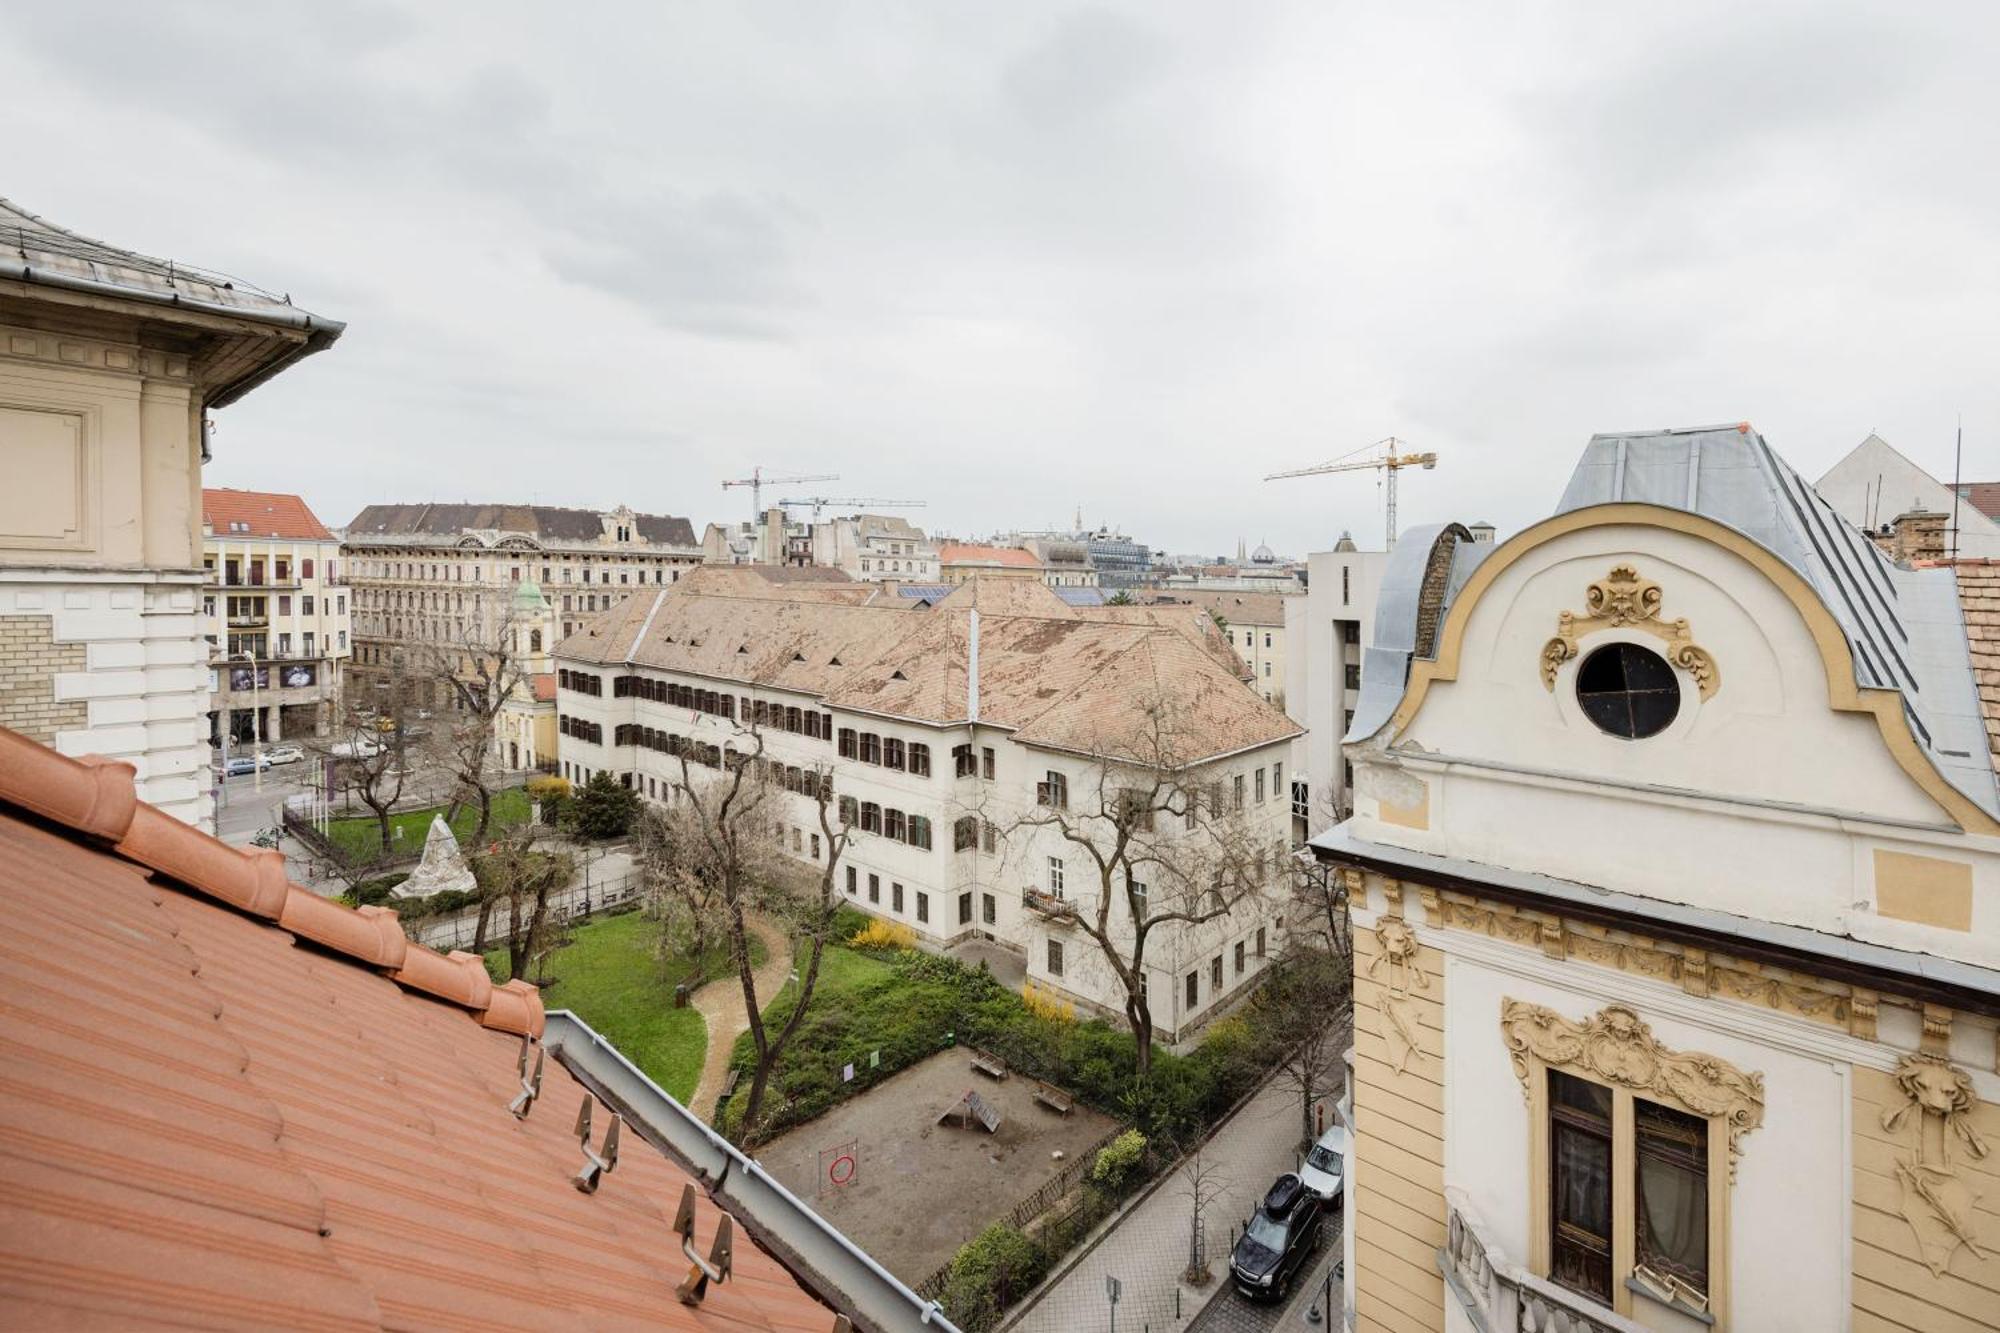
[1288,547,1390,834]
[2,568,213,829]
[556,663,1292,1034]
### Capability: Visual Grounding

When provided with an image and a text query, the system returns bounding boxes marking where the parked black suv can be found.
[1230,1172,1324,1301]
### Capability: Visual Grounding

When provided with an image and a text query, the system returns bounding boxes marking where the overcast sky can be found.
[7,1,1995,555]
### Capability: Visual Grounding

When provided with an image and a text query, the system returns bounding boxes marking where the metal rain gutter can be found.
[543,1009,963,1333]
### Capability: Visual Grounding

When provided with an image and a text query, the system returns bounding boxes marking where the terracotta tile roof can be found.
[203,488,335,542]
[1072,603,1251,680]
[560,579,1299,764]
[1957,482,2000,521]
[1138,589,1292,628]
[0,728,836,1331]
[937,544,1040,569]
[933,578,1077,617]
[1955,560,2000,763]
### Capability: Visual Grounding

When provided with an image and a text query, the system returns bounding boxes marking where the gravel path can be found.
[686,915,794,1121]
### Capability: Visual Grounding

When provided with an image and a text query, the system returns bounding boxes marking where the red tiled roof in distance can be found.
[1957,481,2000,521]
[203,487,335,541]
[937,543,1040,568]
[0,725,837,1330]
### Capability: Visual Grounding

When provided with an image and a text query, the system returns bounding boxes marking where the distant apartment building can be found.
[1284,534,1394,832]
[555,575,1300,1038]
[342,503,699,769]
[1084,527,1154,590]
[810,513,939,581]
[1145,590,1291,706]
[201,489,350,747]
[937,543,1042,584]
[0,197,340,829]
[1021,537,1099,589]
[1817,432,2000,560]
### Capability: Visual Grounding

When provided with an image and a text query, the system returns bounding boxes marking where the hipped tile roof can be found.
[937,544,1040,568]
[204,487,336,542]
[0,728,834,1330]
[346,503,698,548]
[560,579,1299,764]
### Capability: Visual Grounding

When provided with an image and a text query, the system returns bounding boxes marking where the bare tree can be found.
[662,725,851,1140]
[474,827,575,982]
[310,702,413,863]
[1178,1141,1233,1285]
[1250,945,1351,1151]
[414,591,535,848]
[1290,857,1353,977]
[1000,696,1272,1074]
[633,800,733,966]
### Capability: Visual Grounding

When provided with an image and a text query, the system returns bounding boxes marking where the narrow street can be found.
[1007,1014,1350,1333]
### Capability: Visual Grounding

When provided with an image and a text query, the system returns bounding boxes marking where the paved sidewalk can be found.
[1009,1077,1315,1333]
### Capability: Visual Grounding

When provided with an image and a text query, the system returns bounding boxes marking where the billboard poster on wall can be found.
[229,666,271,691]
[281,664,316,688]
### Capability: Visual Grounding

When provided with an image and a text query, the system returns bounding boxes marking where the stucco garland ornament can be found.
[1368,918,1428,1076]
[1881,1053,1989,1276]
[1539,564,1719,699]
[1498,1000,1764,1177]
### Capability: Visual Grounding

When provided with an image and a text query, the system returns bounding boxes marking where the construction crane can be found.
[776,496,928,521]
[721,467,839,520]
[1265,437,1438,548]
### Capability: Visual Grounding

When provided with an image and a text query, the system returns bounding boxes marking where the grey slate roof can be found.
[345,503,698,548]
[1349,425,1999,821]
[0,196,334,333]
[1557,424,1996,820]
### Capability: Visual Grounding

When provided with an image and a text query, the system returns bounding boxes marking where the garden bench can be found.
[968,1049,1008,1080]
[1032,1082,1074,1115]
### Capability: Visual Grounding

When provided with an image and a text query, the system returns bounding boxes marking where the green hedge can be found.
[720,942,1267,1149]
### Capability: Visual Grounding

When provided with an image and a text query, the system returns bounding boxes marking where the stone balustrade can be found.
[1438,1189,1645,1333]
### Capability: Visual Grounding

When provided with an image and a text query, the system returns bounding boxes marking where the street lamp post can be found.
[231,649,264,794]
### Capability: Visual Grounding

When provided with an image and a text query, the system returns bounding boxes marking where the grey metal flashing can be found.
[1309,824,2000,1015]
[544,1009,962,1333]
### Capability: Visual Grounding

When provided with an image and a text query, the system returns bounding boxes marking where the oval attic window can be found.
[1575,643,1680,739]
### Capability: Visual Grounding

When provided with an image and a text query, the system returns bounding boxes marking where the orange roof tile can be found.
[937,544,1040,568]
[0,727,836,1331]
[204,488,335,541]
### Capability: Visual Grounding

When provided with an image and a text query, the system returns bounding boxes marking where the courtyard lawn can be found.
[483,909,768,1105]
[326,786,532,863]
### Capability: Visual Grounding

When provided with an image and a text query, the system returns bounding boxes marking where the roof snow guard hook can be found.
[510,1034,545,1119]
[571,1096,621,1193]
[672,1181,734,1306]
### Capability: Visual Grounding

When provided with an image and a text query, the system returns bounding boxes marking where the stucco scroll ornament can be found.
[1881,1053,1990,1277]
[1539,564,1720,699]
[1368,918,1429,1077]
[1498,1000,1765,1177]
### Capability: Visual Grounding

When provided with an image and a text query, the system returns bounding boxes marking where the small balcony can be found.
[1439,1191,1644,1333]
[1021,887,1076,921]
[226,612,269,628]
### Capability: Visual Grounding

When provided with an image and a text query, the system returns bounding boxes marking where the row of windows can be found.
[354,556,691,584]
[951,815,1001,853]
[843,867,938,923]
[836,729,932,774]
[559,669,603,696]
[558,715,603,744]
[207,554,329,584]
[834,797,933,849]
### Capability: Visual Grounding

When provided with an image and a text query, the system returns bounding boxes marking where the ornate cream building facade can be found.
[0,198,339,829]
[1314,425,1999,1333]
[341,502,699,769]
